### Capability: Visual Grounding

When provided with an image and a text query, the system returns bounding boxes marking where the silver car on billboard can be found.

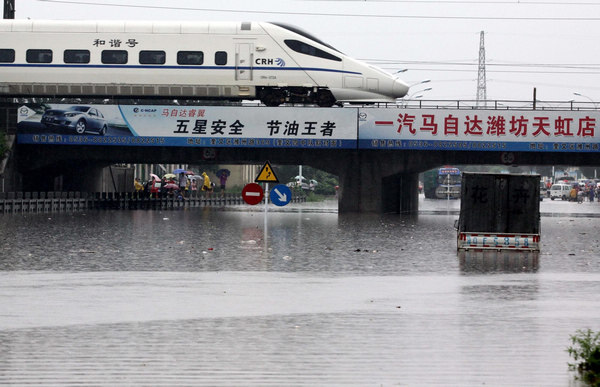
[41,105,108,135]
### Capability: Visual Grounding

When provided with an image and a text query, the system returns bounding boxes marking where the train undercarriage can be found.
[1,83,339,107]
[258,87,337,107]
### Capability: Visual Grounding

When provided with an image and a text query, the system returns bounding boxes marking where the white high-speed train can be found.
[0,20,409,106]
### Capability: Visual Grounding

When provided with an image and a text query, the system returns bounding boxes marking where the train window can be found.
[101,50,128,64]
[64,49,90,64]
[26,49,53,63]
[0,49,15,63]
[284,40,341,62]
[215,51,227,66]
[139,50,166,65]
[177,51,203,65]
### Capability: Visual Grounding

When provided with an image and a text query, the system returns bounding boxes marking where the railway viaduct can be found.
[3,100,600,213]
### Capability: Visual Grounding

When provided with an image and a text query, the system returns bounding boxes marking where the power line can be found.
[367,60,600,71]
[365,59,600,68]
[36,0,600,21]
[303,0,600,4]
[379,67,600,74]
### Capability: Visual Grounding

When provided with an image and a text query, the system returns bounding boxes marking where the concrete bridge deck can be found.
[3,99,600,213]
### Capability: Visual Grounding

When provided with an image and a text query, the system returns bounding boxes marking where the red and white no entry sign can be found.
[242,183,264,205]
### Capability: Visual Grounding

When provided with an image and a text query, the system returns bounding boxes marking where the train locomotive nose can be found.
[393,79,410,98]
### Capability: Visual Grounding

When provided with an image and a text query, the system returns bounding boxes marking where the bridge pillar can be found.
[381,172,419,214]
[337,152,419,213]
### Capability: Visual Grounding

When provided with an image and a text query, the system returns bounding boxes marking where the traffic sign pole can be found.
[264,182,269,216]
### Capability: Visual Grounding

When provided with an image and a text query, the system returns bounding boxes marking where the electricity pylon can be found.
[476,31,487,108]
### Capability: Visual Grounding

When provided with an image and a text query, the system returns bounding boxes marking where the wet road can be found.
[0,196,599,385]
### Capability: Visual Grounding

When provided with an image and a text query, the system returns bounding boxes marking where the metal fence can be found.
[0,191,306,213]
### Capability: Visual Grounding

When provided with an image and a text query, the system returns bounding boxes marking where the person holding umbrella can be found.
[217,169,230,197]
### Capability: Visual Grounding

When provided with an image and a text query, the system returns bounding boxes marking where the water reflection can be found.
[458,250,540,273]
[2,199,600,385]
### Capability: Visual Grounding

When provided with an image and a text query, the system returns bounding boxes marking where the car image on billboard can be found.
[41,105,108,135]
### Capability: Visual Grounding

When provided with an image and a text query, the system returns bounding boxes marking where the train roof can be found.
[0,20,341,52]
[0,20,265,34]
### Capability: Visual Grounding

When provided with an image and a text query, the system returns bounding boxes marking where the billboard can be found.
[358,108,600,152]
[16,104,358,149]
[16,104,600,153]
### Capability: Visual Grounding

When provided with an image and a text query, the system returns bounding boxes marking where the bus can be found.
[423,167,462,199]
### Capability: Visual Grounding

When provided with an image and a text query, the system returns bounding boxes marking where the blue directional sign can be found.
[270,184,292,206]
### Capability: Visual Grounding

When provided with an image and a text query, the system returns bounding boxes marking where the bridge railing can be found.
[370,99,600,111]
[0,191,307,213]
[1,97,597,114]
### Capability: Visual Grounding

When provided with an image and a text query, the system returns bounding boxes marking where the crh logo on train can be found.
[255,57,286,67]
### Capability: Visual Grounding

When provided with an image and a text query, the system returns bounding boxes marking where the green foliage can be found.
[305,191,325,202]
[567,329,600,386]
[273,164,338,196]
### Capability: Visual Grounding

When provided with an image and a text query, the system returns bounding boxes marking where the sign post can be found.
[254,160,280,209]
[253,161,281,256]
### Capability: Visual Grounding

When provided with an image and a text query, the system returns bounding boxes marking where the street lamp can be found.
[409,79,431,88]
[405,87,432,100]
[401,87,433,107]
[573,92,598,109]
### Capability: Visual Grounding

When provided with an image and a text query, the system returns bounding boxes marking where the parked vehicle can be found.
[287,176,317,191]
[550,183,572,200]
[456,173,540,252]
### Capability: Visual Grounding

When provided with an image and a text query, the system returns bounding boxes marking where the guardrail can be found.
[0,191,307,213]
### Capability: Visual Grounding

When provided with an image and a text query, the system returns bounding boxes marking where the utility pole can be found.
[3,0,14,19]
[476,31,487,108]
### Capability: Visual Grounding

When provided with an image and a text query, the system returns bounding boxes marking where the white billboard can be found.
[17,104,358,149]
[359,108,600,152]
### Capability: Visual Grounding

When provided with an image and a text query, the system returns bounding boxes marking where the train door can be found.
[235,43,253,81]
[367,78,379,92]
[343,75,363,89]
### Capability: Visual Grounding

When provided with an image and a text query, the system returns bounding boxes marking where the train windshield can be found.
[270,22,343,54]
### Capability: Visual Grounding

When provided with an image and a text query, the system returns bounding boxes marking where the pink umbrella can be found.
[150,173,160,181]
[163,183,179,190]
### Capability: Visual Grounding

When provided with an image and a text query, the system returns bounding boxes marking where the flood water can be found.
[1,196,599,386]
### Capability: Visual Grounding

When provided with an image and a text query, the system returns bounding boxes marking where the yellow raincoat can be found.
[201,172,212,191]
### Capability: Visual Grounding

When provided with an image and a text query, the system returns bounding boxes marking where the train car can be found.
[0,20,409,106]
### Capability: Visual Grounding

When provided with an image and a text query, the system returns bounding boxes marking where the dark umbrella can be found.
[216,168,231,177]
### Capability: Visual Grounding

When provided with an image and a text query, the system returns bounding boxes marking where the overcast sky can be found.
[11,0,600,105]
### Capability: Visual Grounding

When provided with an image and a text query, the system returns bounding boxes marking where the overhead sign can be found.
[359,108,600,152]
[16,104,357,149]
[242,183,264,205]
[255,161,279,183]
[270,184,292,206]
